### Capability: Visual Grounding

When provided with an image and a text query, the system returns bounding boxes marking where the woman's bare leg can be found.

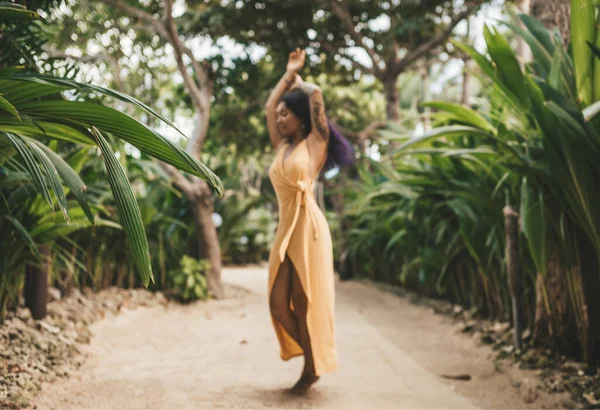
[269,255,301,345]
[289,263,319,393]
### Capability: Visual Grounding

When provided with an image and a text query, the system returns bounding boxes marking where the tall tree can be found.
[191,0,482,122]
[95,0,225,297]
[531,0,571,46]
[517,0,532,64]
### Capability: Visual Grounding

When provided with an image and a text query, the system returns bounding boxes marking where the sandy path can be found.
[32,267,560,410]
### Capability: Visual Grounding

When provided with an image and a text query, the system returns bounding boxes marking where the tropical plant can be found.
[208,146,276,265]
[341,0,600,367]
[170,256,210,302]
[0,3,222,319]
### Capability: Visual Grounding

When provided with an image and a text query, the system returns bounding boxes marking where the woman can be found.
[265,48,354,394]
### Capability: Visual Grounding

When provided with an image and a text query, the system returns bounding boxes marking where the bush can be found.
[170,256,210,302]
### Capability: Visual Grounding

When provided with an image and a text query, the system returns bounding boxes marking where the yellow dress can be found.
[267,138,337,376]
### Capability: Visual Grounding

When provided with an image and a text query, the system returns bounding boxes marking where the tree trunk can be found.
[383,76,400,121]
[533,250,580,355]
[186,109,224,299]
[578,231,600,371]
[25,245,50,320]
[191,186,223,298]
[531,0,571,46]
[421,67,432,131]
[504,206,522,350]
[102,0,225,298]
[462,64,471,106]
[462,18,472,106]
[517,0,532,64]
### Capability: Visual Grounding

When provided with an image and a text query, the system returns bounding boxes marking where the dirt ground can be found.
[31,266,566,409]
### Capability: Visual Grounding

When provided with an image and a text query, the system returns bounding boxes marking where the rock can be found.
[47,288,61,302]
[69,288,82,299]
[57,334,73,346]
[154,292,168,305]
[36,321,60,335]
[493,321,510,333]
[16,310,31,321]
[502,345,514,354]
[15,396,29,408]
[75,330,91,345]
[583,392,600,406]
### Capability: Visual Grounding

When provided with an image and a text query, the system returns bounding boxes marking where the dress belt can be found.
[278,179,319,263]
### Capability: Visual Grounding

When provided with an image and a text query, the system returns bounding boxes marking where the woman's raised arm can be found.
[265,49,305,149]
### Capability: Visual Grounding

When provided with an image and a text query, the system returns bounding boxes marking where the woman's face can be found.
[276,102,303,138]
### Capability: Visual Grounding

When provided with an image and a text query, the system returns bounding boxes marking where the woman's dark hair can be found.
[323,121,355,173]
[281,89,355,174]
[281,89,312,134]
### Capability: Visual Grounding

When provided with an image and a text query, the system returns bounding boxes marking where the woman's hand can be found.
[289,73,303,90]
[286,48,305,73]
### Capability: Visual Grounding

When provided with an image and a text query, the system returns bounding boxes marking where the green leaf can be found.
[32,141,95,224]
[5,133,54,210]
[548,49,563,90]
[7,75,186,139]
[26,139,70,222]
[507,9,576,99]
[452,41,496,81]
[0,133,16,165]
[0,4,39,21]
[519,13,557,56]
[92,127,154,287]
[0,119,95,145]
[392,125,492,154]
[66,148,90,173]
[520,179,552,275]
[546,102,587,137]
[0,80,71,104]
[571,0,595,106]
[18,101,222,195]
[0,94,20,120]
[421,101,496,134]
[503,15,552,77]
[484,25,529,108]
[593,12,600,101]
[440,148,497,157]
[0,67,26,77]
[4,216,41,259]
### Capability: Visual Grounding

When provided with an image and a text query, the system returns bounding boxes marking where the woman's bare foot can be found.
[288,372,320,395]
